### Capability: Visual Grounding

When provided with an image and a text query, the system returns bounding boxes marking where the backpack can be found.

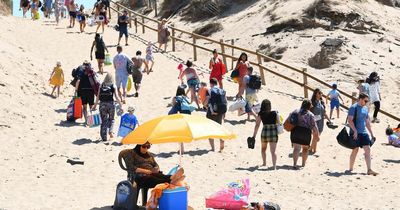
[84,66,100,95]
[248,75,262,90]
[209,87,227,114]
[289,111,300,125]
[113,180,138,210]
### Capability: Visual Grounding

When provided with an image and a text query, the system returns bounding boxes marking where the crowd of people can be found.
[41,2,400,190]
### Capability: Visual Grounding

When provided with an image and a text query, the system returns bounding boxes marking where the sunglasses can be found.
[141,145,151,149]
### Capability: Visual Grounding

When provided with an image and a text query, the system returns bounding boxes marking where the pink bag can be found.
[205,179,250,210]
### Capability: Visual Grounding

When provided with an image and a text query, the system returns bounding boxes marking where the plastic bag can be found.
[105,54,112,66]
[205,179,250,210]
[228,98,246,112]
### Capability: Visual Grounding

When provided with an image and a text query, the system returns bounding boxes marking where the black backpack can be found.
[248,75,262,90]
[209,87,227,114]
[113,180,138,210]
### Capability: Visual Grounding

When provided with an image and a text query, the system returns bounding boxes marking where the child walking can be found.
[326,83,344,120]
[49,61,64,98]
[145,41,155,74]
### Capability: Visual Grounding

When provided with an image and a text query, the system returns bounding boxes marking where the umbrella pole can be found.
[179,144,182,166]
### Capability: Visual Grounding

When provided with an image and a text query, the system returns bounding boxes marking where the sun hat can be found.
[128,106,135,112]
[56,61,62,66]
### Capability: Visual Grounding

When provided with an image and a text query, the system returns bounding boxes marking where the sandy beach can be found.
[0,2,400,209]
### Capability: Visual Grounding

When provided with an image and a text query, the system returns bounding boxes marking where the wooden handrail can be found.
[109,1,400,122]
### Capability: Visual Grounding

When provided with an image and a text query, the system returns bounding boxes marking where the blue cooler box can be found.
[158,187,187,210]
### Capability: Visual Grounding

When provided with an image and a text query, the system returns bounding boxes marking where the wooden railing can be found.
[109,0,400,122]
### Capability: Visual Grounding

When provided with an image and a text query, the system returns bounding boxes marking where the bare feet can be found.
[109,133,114,139]
[367,169,378,176]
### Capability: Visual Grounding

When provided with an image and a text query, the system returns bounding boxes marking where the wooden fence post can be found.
[134,17,138,33]
[128,12,132,28]
[117,4,120,13]
[256,50,266,85]
[220,39,227,67]
[303,68,308,98]
[192,34,197,61]
[231,39,234,70]
[141,16,145,33]
[154,0,158,16]
[172,26,176,52]
[352,92,357,104]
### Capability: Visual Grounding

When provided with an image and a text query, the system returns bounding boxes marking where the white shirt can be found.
[369,81,380,102]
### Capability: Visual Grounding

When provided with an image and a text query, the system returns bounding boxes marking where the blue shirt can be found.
[328,89,340,101]
[118,113,138,137]
[348,103,369,134]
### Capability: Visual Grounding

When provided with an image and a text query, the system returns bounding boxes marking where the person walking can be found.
[44,0,52,18]
[49,61,64,98]
[20,0,31,18]
[289,99,320,169]
[157,18,169,52]
[77,5,86,33]
[68,0,77,28]
[90,33,109,74]
[209,49,226,89]
[94,2,107,33]
[206,78,227,152]
[145,42,155,74]
[367,72,381,123]
[117,10,129,46]
[131,51,148,97]
[235,52,250,98]
[348,93,378,176]
[53,0,61,25]
[178,60,201,109]
[113,46,130,103]
[326,83,344,120]
[252,99,279,169]
[241,66,258,120]
[75,61,97,125]
[310,88,331,154]
[92,73,123,141]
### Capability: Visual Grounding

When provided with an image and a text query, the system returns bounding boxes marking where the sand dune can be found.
[0,10,399,210]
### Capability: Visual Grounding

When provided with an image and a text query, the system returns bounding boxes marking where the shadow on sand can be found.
[324,170,365,177]
[224,119,247,125]
[236,164,294,172]
[383,159,400,164]
[54,121,85,127]
[72,138,101,145]
[54,108,67,113]
[155,149,210,158]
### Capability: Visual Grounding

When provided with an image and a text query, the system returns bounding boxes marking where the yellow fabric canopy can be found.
[122,114,236,145]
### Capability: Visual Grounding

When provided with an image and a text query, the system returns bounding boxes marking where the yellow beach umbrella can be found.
[122,114,236,145]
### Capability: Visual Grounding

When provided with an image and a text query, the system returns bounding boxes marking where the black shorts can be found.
[132,70,143,84]
[69,11,76,18]
[78,89,95,106]
[206,111,223,124]
[290,126,312,146]
[95,51,105,60]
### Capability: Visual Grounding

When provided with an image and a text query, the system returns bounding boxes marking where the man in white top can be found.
[113,46,130,103]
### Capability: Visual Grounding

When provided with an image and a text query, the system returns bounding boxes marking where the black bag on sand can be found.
[113,180,138,210]
[247,137,255,149]
[336,107,358,149]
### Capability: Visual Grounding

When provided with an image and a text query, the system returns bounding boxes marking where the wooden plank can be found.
[172,27,176,52]
[256,51,266,85]
[231,39,234,70]
[220,39,227,68]
[303,68,308,98]
[128,12,132,28]
[134,17,138,33]
[193,35,197,61]
[142,17,145,33]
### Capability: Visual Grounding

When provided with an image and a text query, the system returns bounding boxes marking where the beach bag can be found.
[87,111,102,127]
[66,99,75,122]
[247,137,255,149]
[178,96,196,112]
[73,97,82,119]
[248,75,262,90]
[209,87,227,114]
[206,179,250,210]
[283,111,299,132]
[228,98,246,112]
[126,59,135,75]
[105,54,112,66]
[87,17,95,26]
[337,107,358,149]
[230,69,239,79]
[34,12,40,20]
[276,111,284,135]
[86,68,101,96]
[113,180,138,210]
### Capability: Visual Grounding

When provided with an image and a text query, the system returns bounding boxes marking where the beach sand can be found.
[0,9,399,210]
